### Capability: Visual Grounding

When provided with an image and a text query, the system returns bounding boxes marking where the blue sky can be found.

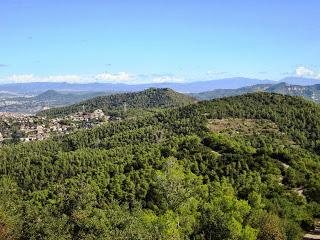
[0,0,320,83]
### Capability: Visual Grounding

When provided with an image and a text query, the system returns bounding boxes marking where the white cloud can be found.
[4,72,185,84]
[7,74,35,83]
[295,66,320,79]
[95,72,134,82]
[5,74,93,83]
[95,72,184,84]
[5,74,87,83]
[152,75,184,83]
[46,75,83,82]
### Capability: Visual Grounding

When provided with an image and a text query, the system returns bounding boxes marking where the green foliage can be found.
[0,92,319,239]
[38,88,196,118]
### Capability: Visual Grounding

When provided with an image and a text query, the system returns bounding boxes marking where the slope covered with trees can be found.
[192,92,320,151]
[0,92,319,239]
[190,84,272,100]
[191,82,320,103]
[38,88,197,117]
[32,90,112,103]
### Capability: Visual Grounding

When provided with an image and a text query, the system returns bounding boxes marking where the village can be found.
[0,109,116,144]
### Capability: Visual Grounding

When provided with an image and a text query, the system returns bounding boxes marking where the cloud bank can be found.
[295,66,320,79]
[95,72,134,82]
[6,74,84,83]
[4,66,319,84]
[3,72,186,84]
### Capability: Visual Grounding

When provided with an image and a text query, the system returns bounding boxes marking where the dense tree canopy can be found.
[0,91,319,239]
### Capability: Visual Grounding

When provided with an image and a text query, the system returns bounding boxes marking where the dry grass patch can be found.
[207,118,280,136]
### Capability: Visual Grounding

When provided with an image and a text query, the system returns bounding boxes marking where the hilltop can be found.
[38,88,197,117]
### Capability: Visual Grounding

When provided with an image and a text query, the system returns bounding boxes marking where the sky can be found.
[0,0,320,84]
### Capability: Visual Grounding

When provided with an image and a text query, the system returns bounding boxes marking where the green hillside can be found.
[33,90,113,103]
[38,88,197,117]
[0,92,319,239]
[191,82,320,103]
[191,92,320,151]
[265,83,320,102]
[190,84,272,100]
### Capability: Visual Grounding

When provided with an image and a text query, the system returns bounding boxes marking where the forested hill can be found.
[0,92,319,239]
[189,92,320,151]
[191,82,320,103]
[190,84,272,100]
[32,90,110,102]
[38,88,197,117]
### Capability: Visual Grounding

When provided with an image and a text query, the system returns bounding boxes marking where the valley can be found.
[0,90,114,114]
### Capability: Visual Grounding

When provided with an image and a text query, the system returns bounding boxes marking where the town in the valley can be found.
[0,109,115,144]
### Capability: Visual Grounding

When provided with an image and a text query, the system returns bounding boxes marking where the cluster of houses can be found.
[0,112,36,141]
[68,109,108,122]
[0,109,114,143]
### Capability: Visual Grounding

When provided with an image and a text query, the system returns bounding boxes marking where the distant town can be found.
[0,109,118,144]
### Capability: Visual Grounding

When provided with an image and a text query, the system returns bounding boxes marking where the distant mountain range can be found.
[1,76,320,94]
[190,82,320,103]
[2,76,320,114]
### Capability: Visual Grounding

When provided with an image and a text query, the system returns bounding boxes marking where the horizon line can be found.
[0,76,316,85]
